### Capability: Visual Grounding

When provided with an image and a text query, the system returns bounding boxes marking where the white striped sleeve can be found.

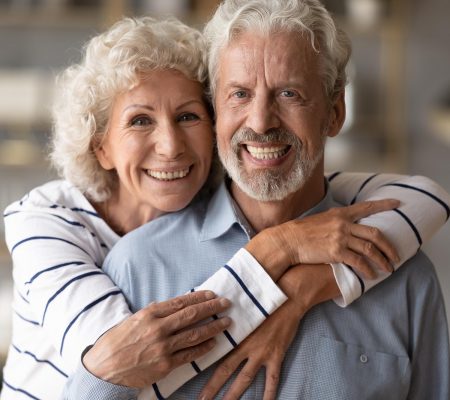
[63,248,287,400]
[4,209,131,372]
[327,172,450,306]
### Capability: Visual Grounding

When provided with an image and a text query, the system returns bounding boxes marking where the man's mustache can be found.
[230,128,301,147]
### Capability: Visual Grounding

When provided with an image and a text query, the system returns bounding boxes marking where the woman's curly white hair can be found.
[50,17,208,201]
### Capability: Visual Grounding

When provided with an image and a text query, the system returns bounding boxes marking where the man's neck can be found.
[230,170,326,233]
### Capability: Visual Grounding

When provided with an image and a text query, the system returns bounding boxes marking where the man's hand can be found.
[200,264,339,399]
[83,291,231,388]
[247,199,401,281]
[199,300,301,400]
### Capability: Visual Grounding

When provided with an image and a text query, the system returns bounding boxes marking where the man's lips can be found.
[244,144,290,160]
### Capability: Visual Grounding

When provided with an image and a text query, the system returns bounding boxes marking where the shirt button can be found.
[360,354,368,363]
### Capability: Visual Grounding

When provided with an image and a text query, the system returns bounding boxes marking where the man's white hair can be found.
[204,0,351,102]
[50,17,208,201]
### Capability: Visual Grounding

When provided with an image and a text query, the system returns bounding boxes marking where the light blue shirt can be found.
[64,182,450,399]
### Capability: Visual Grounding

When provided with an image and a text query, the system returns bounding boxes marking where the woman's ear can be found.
[94,135,114,170]
[326,90,346,138]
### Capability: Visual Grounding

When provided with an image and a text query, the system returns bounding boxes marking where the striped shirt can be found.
[64,179,450,399]
[2,173,450,399]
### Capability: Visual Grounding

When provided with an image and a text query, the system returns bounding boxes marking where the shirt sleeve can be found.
[63,249,287,400]
[326,172,450,306]
[4,207,131,372]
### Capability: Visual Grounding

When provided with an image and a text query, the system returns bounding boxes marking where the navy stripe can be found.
[393,209,423,246]
[41,271,103,325]
[3,210,20,217]
[16,290,30,304]
[12,344,68,378]
[191,361,202,374]
[11,236,92,257]
[49,204,101,218]
[381,183,450,221]
[327,171,341,182]
[190,288,195,293]
[223,264,269,317]
[213,314,237,348]
[60,290,121,355]
[50,213,86,228]
[152,383,165,400]
[14,311,39,326]
[2,379,40,399]
[25,261,85,285]
[345,265,365,294]
[350,174,379,205]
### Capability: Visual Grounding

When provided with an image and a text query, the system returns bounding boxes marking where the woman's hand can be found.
[82,290,231,388]
[247,199,401,281]
[199,300,301,400]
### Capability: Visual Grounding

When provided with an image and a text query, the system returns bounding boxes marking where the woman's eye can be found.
[233,90,247,99]
[178,113,199,123]
[131,116,151,126]
[280,90,296,98]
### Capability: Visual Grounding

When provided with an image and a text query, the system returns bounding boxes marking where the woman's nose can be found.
[154,122,185,159]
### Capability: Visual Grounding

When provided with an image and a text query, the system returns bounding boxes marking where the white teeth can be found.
[146,168,190,181]
[246,145,289,160]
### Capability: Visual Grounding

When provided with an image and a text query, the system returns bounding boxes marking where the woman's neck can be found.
[92,190,164,236]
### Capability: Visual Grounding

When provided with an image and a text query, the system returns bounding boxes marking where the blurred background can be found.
[0,0,449,387]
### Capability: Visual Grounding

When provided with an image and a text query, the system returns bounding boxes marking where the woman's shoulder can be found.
[5,179,90,213]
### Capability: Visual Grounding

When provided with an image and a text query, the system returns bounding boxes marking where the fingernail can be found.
[219,297,231,307]
[199,395,209,400]
[220,316,232,326]
[205,291,216,299]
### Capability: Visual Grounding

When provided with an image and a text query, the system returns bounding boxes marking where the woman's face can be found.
[96,69,214,219]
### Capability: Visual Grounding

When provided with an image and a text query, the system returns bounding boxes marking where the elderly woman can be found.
[1,16,448,400]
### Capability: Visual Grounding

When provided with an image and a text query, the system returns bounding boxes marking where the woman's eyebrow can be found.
[123,104,154,112]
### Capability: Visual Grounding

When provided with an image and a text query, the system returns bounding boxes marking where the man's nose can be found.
[245,93,280,134]
[154,122,185,159]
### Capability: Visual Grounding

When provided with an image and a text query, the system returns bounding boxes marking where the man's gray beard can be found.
[218,128,324,202]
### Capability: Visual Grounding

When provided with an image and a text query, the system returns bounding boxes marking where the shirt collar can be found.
[200,179,336,242]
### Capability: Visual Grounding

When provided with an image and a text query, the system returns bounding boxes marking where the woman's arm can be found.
[327,172,450,305]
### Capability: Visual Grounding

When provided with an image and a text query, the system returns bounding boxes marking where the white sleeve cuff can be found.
[140,248,288,400]
[330,262,363,307]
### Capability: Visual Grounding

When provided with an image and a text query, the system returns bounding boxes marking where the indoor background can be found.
[1,0,449,387]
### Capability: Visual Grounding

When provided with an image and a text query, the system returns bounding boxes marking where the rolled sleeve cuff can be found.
[330,262,363,307]
[146,248,288,399]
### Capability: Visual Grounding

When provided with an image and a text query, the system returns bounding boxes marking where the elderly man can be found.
[64,1,450,399]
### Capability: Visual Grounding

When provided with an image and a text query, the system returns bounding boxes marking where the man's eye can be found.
[280,90,296,98]
[131,116,151,126]
[178,113,199,122]
[233,90,247,99]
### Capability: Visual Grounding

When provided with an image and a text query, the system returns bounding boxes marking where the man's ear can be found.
[94,135,114,170]
[326,90,346,138]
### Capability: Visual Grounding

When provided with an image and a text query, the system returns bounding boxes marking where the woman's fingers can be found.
[171,337,217,368]
[150,290,216,318]
[350,223,400,264]
[165,297,231,333]
[343,199,400,221]
[170,316,231,352]
[340,249,376,279]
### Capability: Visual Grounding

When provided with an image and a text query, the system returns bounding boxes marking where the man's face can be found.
[215,31,343,201]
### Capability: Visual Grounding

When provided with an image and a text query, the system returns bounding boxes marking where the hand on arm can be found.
[200,264,339,400]
[246,199,400,281]
[83,291,231,388]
